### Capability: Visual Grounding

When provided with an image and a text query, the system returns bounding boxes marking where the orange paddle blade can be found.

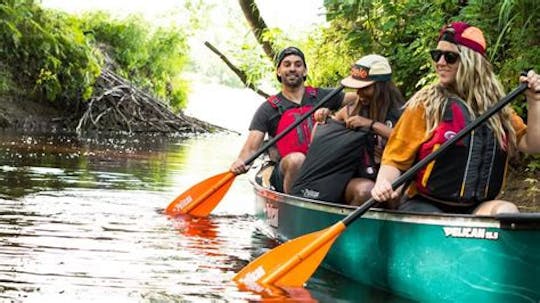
[233,222,346,290]
[165,171,236,217]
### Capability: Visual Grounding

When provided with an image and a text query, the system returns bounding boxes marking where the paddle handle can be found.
[243,85,345,165]
[343,82,528,226]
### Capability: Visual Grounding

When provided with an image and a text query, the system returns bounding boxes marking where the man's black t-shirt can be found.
[248,87,344,137]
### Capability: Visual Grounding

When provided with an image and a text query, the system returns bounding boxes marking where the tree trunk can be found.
[238,0,276,60]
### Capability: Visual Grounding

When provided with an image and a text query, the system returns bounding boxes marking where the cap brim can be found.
[341,76,375,89]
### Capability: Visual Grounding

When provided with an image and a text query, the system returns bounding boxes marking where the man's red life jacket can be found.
[415,97,508,205]
[267,86,318,157]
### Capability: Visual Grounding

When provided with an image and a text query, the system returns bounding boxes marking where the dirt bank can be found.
[499,165,539,212]
[0,94,65,132]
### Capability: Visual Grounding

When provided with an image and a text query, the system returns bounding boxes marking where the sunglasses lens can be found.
[430,50,442,62]
[430,50,459,64]
[445,52,458,64]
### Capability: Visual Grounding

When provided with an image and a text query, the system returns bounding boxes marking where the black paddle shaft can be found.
[244,85,345,165]
[343,81,528,226]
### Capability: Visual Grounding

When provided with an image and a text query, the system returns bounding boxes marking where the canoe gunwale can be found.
[250,177,540,230]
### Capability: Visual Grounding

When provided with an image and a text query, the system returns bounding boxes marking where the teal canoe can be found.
[250,175,540,302]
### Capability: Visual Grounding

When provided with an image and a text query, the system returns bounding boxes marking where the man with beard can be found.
[230,46,351,193]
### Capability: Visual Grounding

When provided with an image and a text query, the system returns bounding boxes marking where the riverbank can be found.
[499,164,539,212]
[0,94,64,132]
[0,86,231,135]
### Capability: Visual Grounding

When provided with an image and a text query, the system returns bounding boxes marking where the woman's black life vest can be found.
[415,97,508,205]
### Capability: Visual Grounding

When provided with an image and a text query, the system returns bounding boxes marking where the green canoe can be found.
[250,176,540,302]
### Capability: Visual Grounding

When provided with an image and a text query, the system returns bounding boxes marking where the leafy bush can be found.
[0,1,191,112]
[460,0,540,117]
[80,12,191,110]
[317,0,458,97]
[0,66,13,95]
[0,0,101,103]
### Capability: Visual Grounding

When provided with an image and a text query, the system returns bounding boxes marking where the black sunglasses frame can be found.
[430,49,460,64]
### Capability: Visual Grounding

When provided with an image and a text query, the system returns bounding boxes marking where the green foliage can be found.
[235,41,275,88]
[303,27,353,87]
[0,1,191,111]
[460,0,540,115]
[318,0,457,98]
[526,154,540,172]
[0,65,13,94]
[80,12,191,110]
[0,0,101,103]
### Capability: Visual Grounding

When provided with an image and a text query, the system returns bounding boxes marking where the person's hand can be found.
[521,70,540,102]
[371,178,399,202]
[314,108,331,123]
[230,159,249,175]
[345,115,371,130]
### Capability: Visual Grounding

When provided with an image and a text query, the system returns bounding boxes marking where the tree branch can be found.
[204,41,270,99]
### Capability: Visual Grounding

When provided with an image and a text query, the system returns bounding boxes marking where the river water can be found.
[0,84,411,302]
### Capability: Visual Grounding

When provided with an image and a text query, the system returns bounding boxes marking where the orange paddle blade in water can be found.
[165,171,236,217]
[233,222,346,290]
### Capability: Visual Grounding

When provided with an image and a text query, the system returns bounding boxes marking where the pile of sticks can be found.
[75,68,225,136]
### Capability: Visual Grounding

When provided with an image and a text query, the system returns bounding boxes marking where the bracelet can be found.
[369,120,376,131]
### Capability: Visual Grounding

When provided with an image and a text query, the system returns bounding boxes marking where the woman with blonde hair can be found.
[371,21,540,215]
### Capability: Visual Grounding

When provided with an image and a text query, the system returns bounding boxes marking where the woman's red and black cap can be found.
[438,21,486,56]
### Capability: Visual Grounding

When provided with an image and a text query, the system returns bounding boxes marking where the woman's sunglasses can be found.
[430,50,460,64]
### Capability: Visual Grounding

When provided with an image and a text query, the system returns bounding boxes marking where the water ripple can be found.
[0,189,265,302]
[0,132,404,302]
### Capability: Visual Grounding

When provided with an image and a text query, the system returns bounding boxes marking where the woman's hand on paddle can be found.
[521,70,540,101]
[230,159,249,175]
[519,70,540,154]
[371,178,398,202]
[345,115,371,130]
[371,165,402,202]
[314,108,331,123]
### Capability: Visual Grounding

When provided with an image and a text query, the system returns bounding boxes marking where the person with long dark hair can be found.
[292,54,405,205]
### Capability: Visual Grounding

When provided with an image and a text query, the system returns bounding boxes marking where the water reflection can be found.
[0,189,261,302]
[172,215,219,240]
[0,132,185,198]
